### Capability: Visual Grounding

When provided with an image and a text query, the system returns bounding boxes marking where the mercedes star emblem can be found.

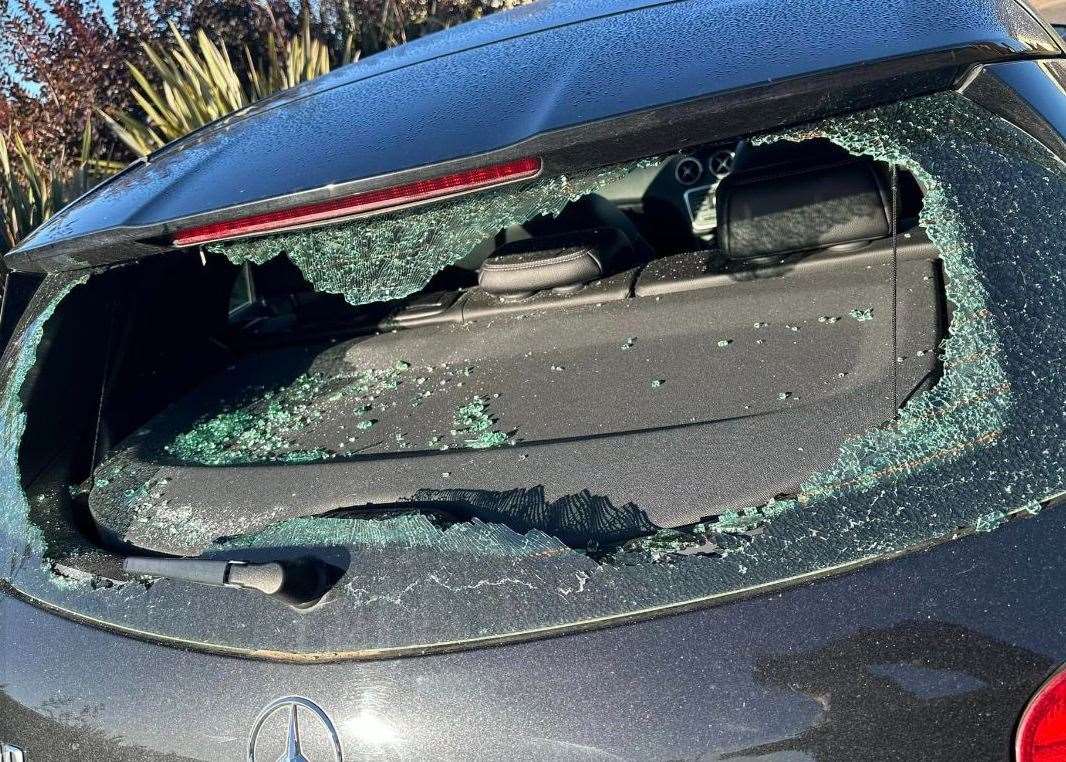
[247,696,343,762]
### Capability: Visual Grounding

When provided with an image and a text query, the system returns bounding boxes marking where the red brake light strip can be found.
[173,156,543,247]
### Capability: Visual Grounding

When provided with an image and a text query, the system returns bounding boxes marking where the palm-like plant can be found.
[100,19,357,158]
[0,124,109,253]
[247,18,357,99]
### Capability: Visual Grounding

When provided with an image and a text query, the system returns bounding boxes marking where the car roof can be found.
[8,0,1062,268]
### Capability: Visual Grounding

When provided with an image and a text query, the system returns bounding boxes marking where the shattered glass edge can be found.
[0,91,1063,655]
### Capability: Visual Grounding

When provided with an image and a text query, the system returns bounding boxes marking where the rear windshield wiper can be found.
[123,556,344,608]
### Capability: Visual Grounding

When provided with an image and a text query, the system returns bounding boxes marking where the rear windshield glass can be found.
[1,90,1064,656]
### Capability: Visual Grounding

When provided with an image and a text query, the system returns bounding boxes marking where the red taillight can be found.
[172,156,543,247]
[1017,669,1066,762]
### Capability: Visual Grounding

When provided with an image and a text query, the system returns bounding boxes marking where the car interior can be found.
[12,137,947,562]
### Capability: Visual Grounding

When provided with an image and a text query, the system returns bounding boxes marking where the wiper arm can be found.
[124,557,284,593]
[124,556,342,607]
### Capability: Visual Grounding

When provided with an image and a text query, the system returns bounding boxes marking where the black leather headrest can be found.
[478,228,632,299]
[716,160,891,260]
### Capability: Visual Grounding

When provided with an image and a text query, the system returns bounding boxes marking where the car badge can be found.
[247,696,343,762]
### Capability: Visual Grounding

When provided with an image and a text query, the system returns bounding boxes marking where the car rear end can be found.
[3,1,1066,760]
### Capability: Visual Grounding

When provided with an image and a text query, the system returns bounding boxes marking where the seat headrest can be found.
[478,228,632,299]
[716,160,891,260]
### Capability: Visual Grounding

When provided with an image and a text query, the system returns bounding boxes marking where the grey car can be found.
[3,0,1066,759]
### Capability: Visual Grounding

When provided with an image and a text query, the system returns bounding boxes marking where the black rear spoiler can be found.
[6,0,1062,273]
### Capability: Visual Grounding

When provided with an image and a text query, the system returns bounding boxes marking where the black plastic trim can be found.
[960,59,1066,161]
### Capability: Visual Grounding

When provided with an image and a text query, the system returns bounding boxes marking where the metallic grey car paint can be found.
[3,503,1064,761]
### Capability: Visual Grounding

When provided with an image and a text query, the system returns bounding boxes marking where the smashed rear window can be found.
[211,160,658,306]
[0,90,1064,656]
